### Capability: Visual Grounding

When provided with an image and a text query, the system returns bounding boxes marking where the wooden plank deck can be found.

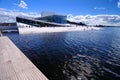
[0,36,48,80]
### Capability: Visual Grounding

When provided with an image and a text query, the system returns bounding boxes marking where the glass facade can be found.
[37,15,67,24]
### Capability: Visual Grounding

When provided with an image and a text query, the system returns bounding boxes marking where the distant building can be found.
[36,11,67,24]
[41,11,56,17]
[16,11,68,27]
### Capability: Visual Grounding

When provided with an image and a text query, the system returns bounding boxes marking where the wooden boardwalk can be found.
[0,37,48,80]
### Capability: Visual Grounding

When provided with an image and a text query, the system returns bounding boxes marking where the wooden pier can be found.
[0,36,48,80]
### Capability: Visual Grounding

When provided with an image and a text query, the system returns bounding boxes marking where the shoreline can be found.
[17,23,102,34]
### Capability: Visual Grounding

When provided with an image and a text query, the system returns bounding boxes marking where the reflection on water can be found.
[4,27,120,80]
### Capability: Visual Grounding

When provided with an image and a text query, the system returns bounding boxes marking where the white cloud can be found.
[0,8,41,23]
[3,8,41,17]
[118,0,120,8]
[14,0,28,9]
[67,14,120,26]
[19,0,27,9]
[94,7,106,10]
[0,8,6,11]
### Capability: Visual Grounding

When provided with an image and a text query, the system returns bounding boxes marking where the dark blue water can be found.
[3,27,120,80]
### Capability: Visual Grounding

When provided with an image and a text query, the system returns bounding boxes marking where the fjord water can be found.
[4,27,120,80]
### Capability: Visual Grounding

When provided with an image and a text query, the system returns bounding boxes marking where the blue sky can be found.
[0,0,120,26]
[0,0,120,15]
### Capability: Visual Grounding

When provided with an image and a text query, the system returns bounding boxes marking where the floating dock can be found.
[0,36,48,80]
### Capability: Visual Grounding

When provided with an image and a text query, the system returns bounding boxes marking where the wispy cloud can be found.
[19,0,27,9]
[0,8,6,11]
[67,14,120,26]
[14,0,28,9]
[94,7,106,10]
[118,0,120,8]
[0,8,41,23]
